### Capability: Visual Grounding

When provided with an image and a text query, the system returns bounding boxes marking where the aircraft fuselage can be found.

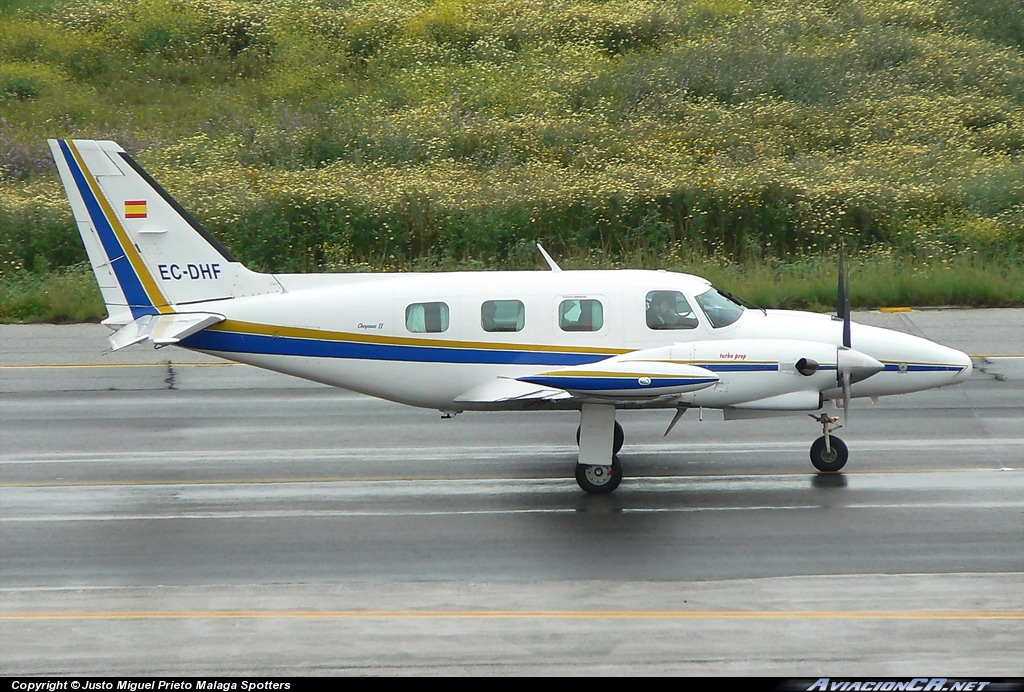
[176,269,971,411]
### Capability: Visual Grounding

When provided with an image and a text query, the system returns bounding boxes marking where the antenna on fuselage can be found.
[537,243,562,272]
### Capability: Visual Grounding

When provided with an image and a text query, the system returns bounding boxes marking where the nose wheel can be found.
[808,413,848,472]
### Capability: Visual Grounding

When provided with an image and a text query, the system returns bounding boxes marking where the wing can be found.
[455,348,719,405]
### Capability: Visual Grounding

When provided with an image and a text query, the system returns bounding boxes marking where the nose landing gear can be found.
[808,413,848,472]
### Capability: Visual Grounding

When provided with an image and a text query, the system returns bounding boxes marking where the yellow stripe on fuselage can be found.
[208,319,631,356]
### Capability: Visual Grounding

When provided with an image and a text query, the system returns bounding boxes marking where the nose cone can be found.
[838,347,885,384]
[949,346,973,383]
[841,324,975,397]
[895,338,974,390]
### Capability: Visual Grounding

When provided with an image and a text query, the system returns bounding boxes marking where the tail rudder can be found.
[48,139,279,326]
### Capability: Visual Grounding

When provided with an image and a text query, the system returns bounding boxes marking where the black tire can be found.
[810,436,849,472]
[575,421,625,454]
[575,456,623,494]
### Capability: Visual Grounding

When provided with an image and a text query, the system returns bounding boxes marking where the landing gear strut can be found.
[808,413,848,472]
[574,403,624,493]
[576,421,624,454]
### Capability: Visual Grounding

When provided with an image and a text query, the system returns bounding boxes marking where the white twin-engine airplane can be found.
[50,139,973,493]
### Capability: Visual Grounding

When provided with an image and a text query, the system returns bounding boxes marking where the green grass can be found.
[1,0,1022,319]
[3,251,1020,324]
[681,252,1024,311]
[0,263,104,323]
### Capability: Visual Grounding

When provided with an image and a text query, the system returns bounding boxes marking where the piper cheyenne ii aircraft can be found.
[50,139,973,493]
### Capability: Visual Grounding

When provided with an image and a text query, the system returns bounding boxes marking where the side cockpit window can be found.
[694,288,744,328]
[406,302,450,333]
[646,291,698,330]
[559,299,603,332]
[481,300,525,332]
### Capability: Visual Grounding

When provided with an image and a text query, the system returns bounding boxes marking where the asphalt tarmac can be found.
[1,309,1022,676]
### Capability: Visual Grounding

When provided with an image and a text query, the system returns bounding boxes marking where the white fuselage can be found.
[175,269,972,412]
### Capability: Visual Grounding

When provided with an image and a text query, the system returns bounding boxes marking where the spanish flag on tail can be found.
[124,199,147,219]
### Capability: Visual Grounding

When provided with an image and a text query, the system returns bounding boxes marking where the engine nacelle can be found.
[517,357,718,398]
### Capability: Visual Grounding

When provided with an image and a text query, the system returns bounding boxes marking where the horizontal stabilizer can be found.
[109,312,224,351]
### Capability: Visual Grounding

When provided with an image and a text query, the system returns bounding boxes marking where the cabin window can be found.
[559,299,603,332]
[646,291,699,330]
[406,302,450,333]
[694,288,744,328]
[481,300,525,332]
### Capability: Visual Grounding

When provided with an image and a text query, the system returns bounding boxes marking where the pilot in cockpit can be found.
[647,292,698,329]
[647,293,679,329]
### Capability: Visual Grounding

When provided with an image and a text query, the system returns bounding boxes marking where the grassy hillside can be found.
[1,0,1023,320]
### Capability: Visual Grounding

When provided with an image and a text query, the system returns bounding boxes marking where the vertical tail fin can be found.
[48,139,280,326]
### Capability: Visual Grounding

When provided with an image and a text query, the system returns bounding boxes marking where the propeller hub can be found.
[837,347,884,384]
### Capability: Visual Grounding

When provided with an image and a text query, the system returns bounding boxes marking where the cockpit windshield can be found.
[694,287,745,328]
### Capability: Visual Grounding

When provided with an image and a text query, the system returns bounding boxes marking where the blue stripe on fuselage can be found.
[884,363,964,373]
[180,328,807,370]
[519,376,719,391]
[180,329,607,366]
[702,363,780,372]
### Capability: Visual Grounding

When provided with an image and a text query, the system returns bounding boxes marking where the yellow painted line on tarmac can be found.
[1,609,1020,621]
[1,477,392,488]
[0,362,236,369]
[878,307,913,313]
[1,475,558,489]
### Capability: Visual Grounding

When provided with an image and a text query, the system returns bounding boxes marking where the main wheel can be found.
[810,436,849,472]
[575,456,623,494]
[575,421,625,454]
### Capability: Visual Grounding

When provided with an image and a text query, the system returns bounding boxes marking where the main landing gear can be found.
[574,403,624,494]
[574,420,624,493]
[808,413,849,472]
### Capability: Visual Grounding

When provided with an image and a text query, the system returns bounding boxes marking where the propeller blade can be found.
[837,243,846,319]
[838,242,851,348]
[841,370,852,422]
